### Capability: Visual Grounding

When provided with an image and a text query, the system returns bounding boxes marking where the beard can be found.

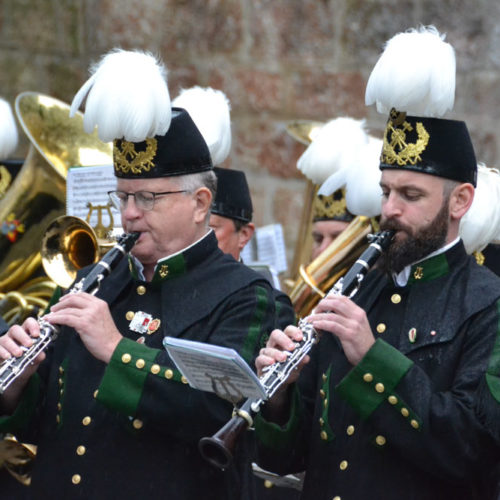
[379,199,450,274]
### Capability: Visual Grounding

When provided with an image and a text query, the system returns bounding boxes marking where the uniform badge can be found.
[129,311,153,335]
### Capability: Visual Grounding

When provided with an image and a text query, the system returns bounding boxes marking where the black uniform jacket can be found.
[256,241,500,500]
[0,231,294,499]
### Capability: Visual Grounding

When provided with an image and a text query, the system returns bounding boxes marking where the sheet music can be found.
[163,337,267,402]
[241,223,287,274]
[66,164,120,228]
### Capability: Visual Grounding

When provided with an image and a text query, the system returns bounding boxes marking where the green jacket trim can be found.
[486,299,500,402]
[407,252,449,285]
[255,386,301,451]
[98,337,162,415]
[240,286,270,364]
[0,374,40,433]
[336,339,413,419]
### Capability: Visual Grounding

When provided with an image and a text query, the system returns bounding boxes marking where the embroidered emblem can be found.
[113,138,158,175]
[408,327,417,343]
[1,213,25,242]
[158,264,169,278]
[0,165,12,197]
[413,266,424,280]
[313,188,348,220]
[129,311,153,335]
[382,109,430,166]
[147,318,161,335]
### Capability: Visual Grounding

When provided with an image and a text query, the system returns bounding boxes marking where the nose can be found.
[121,196,143,221]
[381,192,403,219]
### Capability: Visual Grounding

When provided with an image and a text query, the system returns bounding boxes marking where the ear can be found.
[237,222,255,251]
[192,187,213,224]
[449,183,475,221]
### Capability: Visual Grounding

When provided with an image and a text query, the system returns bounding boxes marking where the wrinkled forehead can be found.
[116,176,183,192]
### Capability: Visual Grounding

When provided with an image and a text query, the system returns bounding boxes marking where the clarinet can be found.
[198,229,394,470]
[0,231,140,394]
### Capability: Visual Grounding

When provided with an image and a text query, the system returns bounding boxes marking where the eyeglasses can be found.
[108,190,188,211]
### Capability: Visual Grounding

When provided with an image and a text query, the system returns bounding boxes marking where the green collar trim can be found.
[128,253,187,284]
[407,252,449,285]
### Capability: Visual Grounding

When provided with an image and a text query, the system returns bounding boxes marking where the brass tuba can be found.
[0,92,112,323]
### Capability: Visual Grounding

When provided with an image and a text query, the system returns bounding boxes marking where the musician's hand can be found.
[45,293,122,364]
[308,295,375,365]
[0,318,46,412]
[256,326,310,381]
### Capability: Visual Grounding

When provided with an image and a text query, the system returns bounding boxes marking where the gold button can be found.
[57,402,62,411]
[151,364,160,374]
[346,425,355,436]
[132,419,143,429]
[401,407,409,417]
[58,378,63,386]
[56,415,60,424]
[82,416,91,426]
[165,369,173,379]
[388,395,398,405]
[126,311,135,321]
[319,417,324,426]
[121,353,132,364]
[320,389,326,398]
[93,390,98,398]
[322,373,327,382]
[323,398,328,408]
[410,419,419,429]
[339,460,348,471]
[375,383,385,393]
[333,497,341,500]
[320,430,328,441]
[181,376,188,384]
[59,366,64,374]
[72,474,81,485]
[375,435,386,446]
[136,285,146,295]
[363,373,373,383]
[136,358,145,369]
[264,479,274,489]
[376,323,386,334]
[391,293,402,304]
[60,388,64,396]
[76,445,86,456]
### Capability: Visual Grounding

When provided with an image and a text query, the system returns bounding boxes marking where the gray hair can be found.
[172,170,217,199]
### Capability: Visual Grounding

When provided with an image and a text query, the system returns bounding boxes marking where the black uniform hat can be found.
[70,50,215,178]
[212,167,253,223]
[366,26,477,187]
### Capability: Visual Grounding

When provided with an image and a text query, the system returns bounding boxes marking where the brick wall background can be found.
[1,0,499,278]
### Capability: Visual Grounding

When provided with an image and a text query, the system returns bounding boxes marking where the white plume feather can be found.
[365,26,455,117]
[297,117,369,185]
[172,86,231,165]
[319,136,383,217]
[0,98,18,158]
[459,165,500,253]
[70,49,171,142]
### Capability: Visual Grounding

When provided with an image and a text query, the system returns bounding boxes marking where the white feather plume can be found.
[459,165,500,254]
[0,98,18,158]
[172,86,231,166]
[297,117,369,185]
[365,26,455,117]
[70,49,171,142]
[319,136,383,217]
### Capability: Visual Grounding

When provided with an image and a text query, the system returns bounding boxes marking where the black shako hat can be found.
[113,107,213,178]
[211,167,253,223]
[380,109,477,187]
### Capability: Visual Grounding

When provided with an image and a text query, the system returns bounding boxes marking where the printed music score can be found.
[163,337,268,403]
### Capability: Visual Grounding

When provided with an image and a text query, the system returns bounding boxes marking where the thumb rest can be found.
[0,231,139,394]
[198,229,394,470]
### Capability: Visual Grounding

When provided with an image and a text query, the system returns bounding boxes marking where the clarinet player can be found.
[254,27,500,500]
[0,49,288,499]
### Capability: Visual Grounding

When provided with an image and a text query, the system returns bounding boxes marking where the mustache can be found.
[380,218,413,235]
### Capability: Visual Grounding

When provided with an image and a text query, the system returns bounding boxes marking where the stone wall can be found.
[1,0,499,277]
